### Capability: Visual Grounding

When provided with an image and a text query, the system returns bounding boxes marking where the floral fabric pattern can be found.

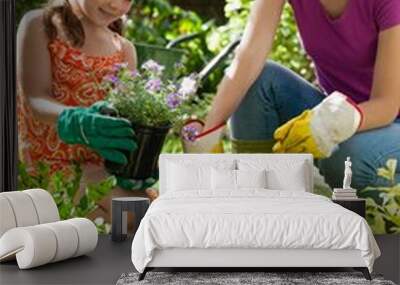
[18,38,124,174]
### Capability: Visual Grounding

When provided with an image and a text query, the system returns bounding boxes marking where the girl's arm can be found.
[358,25,400,131]
[203,0,285,130]
[17,10,71,125]
[121,37,138,70]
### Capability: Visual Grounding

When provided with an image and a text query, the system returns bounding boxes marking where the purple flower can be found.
[166,92,182,109]
[104,74,119,84]
[142,60,165,75]
[178,76,198,98]
[131,70,140,78]
[145,78,162,92]
[182,125,199,142]
[113,62,128,72]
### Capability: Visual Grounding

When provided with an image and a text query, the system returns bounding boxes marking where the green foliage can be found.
[361,159,400,234]
[18,161,116,233]
[126,0,203,46]
[125,0,218,91]
[161,133,232,154]
[206,0,250,52]
[207,0,315,82]
[162,133,184,154]
[16,0,47,23]
[93,217,111,234]
[18,160,52,190]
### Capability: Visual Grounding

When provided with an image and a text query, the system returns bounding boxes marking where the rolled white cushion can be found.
[24,189,60,224]
[42,221,79,262]
[65,218,98,257]
[0,192,39,227]
[0,196,17,237]
[0,218,97,269]
[0,226,57,269]
[0,189,59,238]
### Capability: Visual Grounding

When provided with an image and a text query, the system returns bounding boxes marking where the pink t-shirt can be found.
[289,0,400,104]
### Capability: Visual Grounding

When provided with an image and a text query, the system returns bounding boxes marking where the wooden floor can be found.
[0,235,134,285]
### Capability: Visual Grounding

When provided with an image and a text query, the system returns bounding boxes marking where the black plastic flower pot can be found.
[105,123,170,180]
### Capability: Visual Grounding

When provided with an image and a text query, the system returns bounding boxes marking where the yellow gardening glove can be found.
[273,92,363,158]
[273,110,326,158]
[181,120,225,153]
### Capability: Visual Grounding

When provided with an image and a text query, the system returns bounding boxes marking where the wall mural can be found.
[16,0,399,235]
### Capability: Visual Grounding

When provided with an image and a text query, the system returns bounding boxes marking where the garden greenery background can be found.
[16,0,399,235]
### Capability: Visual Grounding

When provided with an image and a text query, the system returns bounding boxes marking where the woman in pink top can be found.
[200,0,400,190]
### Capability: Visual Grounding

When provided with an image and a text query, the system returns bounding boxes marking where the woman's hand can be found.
[203,0,285,130]
[181,120,225,153]
[273,92,362,158]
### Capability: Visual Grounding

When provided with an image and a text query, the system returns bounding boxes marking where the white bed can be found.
[131,154,380,280]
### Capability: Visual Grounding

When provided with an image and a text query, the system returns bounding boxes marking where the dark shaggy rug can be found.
[116,271,395,285]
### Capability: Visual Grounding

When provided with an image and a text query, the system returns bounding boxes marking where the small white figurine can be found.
[343,156,353,189]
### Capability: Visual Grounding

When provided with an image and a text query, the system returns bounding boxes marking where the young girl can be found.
[197,0,400,191]
[17,0,158,221]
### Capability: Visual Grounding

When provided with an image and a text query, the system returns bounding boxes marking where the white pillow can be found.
[236,169,267,189]
[237,159,308,191]
[211,168,236,190]
[166,159,236,192]
[211,169,267,190]
[167,162,210,191]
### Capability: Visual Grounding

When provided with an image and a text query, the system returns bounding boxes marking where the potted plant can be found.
[102,60,198,179]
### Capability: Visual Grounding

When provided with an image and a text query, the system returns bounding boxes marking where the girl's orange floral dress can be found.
[18,38,124,174]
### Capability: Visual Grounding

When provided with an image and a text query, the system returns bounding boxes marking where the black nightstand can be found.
[332,198,366,218]
[111,197,150,242]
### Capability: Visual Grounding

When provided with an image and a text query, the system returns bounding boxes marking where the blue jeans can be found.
[230,61,400,190]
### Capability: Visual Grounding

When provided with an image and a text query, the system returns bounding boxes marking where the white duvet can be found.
[131,190,380,273]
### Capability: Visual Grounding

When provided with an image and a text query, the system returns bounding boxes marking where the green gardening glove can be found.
[116,169,159,191]
[57,101,137,164]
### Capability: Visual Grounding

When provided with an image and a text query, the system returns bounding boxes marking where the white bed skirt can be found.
[148,248,366,268]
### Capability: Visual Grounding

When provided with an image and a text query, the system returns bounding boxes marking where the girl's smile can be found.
[98,7,119,21]
[74,0,132,27]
